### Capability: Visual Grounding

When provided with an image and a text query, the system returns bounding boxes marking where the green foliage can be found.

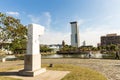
[40,45,53,52]
[10,38,27,51]
[100,44,119,52]
[60,45,99,52]
[0,12,27,53]
[91,47,98,51]
[60,45,77,51]
[79,46,98,51]
[0,77,22,80]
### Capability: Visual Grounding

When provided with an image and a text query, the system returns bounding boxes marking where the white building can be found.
[70,21,80,47]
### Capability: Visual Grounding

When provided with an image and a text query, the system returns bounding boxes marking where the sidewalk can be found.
[3,70,70,80]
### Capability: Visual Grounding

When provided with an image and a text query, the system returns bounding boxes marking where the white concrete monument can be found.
[19,23,46,76]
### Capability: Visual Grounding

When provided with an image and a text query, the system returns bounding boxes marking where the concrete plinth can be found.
[19,68,46,77]
[19,54,46,77]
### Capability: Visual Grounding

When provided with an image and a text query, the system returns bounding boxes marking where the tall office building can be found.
[70,21,80,47]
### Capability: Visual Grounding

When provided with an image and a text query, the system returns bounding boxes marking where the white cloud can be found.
[77,19,84,26]
[39,31,70,45]
[80,26,120,47]
[28,12,51,30]
[6,11,19,16]
[44,12,51,28]
[28,15,40,23]
[80,15,120,47]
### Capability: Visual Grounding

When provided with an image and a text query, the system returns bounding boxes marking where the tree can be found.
[40,45,53,52]
[60,45,77,51]
[0,13,9,46]
[0,12,27,52]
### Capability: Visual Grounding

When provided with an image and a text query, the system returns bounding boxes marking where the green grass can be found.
[0,62,107,80]
[0,65,23,72]
[42,64,107,80]
[0,62,23,80]
[0,77,22,80]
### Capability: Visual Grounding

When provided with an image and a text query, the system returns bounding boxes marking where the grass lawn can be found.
[42,64,107,80]
[0,77,22,80]
[0,61,107,80]
[0,62,23,80]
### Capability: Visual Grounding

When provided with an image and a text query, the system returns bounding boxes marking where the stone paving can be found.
[4,70,69,80]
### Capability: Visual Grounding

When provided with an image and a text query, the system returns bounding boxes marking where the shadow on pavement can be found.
[0,71,18,76]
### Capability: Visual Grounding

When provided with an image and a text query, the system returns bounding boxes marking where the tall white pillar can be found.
[19,23,46,76]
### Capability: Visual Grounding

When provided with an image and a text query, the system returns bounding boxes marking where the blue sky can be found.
[1,0,120,46]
